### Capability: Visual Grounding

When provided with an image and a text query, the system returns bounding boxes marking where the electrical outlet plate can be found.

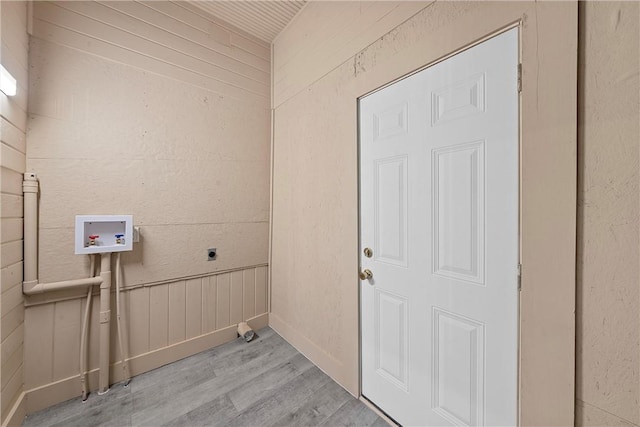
[133,226,140,243]
[207,248,217,261]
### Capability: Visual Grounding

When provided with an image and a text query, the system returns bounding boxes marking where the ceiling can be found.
[186,1,307,44]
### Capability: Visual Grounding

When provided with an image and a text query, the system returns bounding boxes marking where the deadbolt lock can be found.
[359,269,373,280]
[363,247,373,258]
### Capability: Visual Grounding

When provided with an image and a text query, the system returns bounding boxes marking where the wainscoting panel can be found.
[23,265,268,413]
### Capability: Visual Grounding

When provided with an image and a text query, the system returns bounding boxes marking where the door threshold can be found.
[360,395,400,426]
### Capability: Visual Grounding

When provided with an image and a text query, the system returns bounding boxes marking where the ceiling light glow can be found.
[0,65,17,97]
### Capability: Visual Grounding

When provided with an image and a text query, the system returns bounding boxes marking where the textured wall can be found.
[272,1,430,107]
[28,1,270,285]
[0,0,29,424]
[272,3,578,425]
[576,2,640,426]
[271,1,435,397]
[23,0,270,411]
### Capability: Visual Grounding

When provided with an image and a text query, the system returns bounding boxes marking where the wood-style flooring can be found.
[22,327,387,427]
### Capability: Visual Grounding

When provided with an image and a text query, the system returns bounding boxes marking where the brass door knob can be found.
[359,269,373,280]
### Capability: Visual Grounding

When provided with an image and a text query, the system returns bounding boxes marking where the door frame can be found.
[351,5,577,424]
[357,24,522,425]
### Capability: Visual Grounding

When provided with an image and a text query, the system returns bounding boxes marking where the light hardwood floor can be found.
[22,327,387,427]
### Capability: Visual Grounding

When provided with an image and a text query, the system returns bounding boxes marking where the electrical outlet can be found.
[207,248,217,261]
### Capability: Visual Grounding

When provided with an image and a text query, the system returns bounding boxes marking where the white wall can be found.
[23,0,271,412]
[0,0,29,424]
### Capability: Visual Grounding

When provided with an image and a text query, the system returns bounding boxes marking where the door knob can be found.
[359,269,373,280]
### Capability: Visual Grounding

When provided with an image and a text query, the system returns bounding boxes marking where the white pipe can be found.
[23,276,103,295]
[79,255,95,401]
[22,171,104,295]
[22,173,38,290]
[98,253,111,395]
[80,287,92,400]
[115,253,130,386]
[23,173,116,398]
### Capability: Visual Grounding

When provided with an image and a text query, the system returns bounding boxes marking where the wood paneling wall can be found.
[28,0,271,288]
[24,266,268,392]
[32,1,270,106]
[1,1,29,424]
[24,0,271,414]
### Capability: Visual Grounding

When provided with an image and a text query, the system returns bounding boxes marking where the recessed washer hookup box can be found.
[75,215,133,254]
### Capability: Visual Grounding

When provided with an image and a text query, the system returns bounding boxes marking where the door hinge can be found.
[517,263,522,290]
[517,63,522,93]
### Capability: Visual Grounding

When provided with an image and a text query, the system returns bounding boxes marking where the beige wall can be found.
[270,0,435,397]
[272,1,430,108]
[7,1,638,425]
[0,0,29,424]
[576,2,639,426]
[23,0,270,412]
[271,1,578,425]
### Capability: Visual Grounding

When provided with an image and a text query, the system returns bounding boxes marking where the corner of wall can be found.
[1,0,29,424]
[1,393,25,427]
[21,1,272,413]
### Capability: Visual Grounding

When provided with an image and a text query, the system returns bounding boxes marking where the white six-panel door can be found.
[360,29,519,426]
